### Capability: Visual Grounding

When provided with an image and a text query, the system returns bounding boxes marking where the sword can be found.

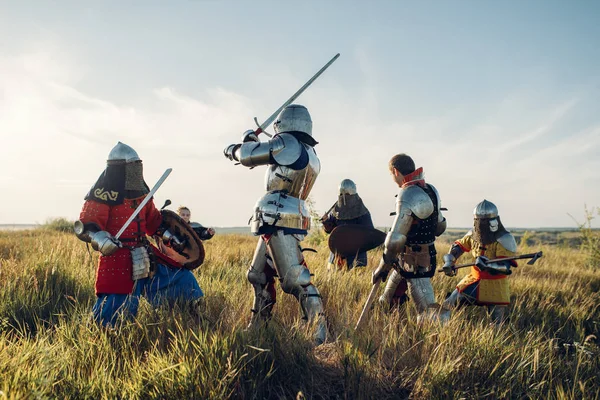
[355,279,381,331]
[253,53,340,138]
[114,168,172,240]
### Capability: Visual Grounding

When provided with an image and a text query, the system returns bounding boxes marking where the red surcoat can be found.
[79,196,182,295]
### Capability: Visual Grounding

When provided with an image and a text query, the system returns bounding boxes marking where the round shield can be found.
[328,225,386,257]
[158,209,205,270]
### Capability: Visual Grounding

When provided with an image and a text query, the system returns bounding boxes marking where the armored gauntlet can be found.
[91,231,121,256]
[372,259,392,284]
[442,254,457,277]
[74,221,120,256]
[224,144,241,161]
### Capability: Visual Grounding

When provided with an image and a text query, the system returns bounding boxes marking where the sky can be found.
[0,0,599,228]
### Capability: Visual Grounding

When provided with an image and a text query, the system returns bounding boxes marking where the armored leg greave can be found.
[247,239,275,328]
[267,231,326,344]
[379,270,400,306]
[407,277,436,314]
[379,270,407,308]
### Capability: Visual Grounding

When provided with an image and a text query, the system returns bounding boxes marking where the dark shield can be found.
[328,225,386,257]
[158,210,205,270]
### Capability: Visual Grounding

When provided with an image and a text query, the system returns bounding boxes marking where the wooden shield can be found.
[158,210,205,270]
[328,225,386,257]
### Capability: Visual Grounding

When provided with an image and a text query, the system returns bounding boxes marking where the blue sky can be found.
[0,1,598,228]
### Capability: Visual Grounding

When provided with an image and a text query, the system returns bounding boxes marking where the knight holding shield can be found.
[74,142,206,326]
[321,179,374,271]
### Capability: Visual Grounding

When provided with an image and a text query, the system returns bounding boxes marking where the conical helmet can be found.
[107,142,141,164]
[473,199,498,219]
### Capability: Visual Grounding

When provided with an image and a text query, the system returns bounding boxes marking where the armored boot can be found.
[247,283,275,329]
[298,284,327,345]
[268,231,327,345]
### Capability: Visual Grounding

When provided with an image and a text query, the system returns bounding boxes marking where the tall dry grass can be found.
[0,229,598,399]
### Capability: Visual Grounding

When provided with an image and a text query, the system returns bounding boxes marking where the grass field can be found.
[0,227,599,399]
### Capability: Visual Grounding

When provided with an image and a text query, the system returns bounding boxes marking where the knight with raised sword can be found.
[223,54,339,345]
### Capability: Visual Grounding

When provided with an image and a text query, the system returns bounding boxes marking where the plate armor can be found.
[376,172,446,317]
[250,140,320,234]
[224,104,326,344]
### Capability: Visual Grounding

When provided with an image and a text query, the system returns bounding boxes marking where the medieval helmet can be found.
[273,104,313,136]
[473,199,500,237]
[106,142,146,192]
[339,179,357,196]
[107,142,141,164]
[474,199,498,219]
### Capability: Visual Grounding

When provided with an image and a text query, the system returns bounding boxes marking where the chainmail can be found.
[473,217,508,246]
[334,194,369,220]
[125,161,147,192]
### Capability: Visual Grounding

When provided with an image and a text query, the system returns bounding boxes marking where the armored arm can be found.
[442,243,466,277]
[73,220,120,256]
[74,200,120,256]
[224,132,307,168]
[383,203,412,264]
[372,195,414,283]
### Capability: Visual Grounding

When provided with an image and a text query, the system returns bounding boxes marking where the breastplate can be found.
[264,145,320,200]
[251,145,320,234]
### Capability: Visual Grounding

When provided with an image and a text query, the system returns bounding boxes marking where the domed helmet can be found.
[106,142,146,192]
[473,199,502,244]
[474,199,498,219]
[339,179,357,196]
[107,141,140,164]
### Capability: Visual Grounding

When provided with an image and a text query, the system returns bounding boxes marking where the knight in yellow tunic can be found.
[441,199,517,324]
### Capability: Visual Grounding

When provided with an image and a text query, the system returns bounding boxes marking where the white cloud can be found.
[0,43,598,229]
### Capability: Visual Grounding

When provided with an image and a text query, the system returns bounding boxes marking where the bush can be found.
[570,206,600,269]
[42,217,74,233]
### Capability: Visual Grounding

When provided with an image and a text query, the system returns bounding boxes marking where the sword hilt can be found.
[253,117,273,138]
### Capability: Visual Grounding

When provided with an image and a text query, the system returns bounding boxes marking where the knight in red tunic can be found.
[74,142,204,326]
